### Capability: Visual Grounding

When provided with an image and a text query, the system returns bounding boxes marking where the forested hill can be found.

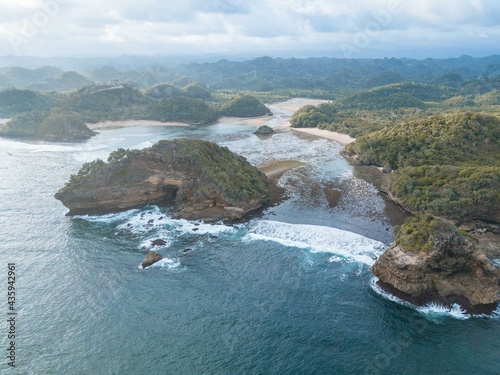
[1,55,500,91]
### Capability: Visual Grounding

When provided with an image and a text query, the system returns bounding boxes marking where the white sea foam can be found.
[131,141,153,150]
[115,207,235,237]
[243,220,386,265]
[75,209,141,223]
[139,257,181,270]
[370,278,500,320]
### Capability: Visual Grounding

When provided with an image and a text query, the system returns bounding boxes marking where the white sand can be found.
[87,119,190,129]
[218,115,273,127]
[268,98,330,116]
[291,127,355,144]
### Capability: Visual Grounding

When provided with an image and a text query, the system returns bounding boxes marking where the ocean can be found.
[1,119,499,374]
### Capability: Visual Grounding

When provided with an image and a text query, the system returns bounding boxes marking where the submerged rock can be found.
[141,251,163,268]
[151,239,167,247]
[54,139,269,222]
[372,215,500,314]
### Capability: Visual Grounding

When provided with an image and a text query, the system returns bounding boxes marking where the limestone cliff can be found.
[372,215,500,314]
[55,139,269,222]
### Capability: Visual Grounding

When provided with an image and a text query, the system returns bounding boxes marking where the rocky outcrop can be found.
[141,251,163,268]
[254,125,274,136]
[55,139,269,222]
[372,216,500,314]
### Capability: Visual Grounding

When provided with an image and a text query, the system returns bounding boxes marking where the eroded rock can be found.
[141,251,163,268]
[55,139,269,222]
[372,216,500,314]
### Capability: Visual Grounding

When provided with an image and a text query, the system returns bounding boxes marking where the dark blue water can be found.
[0,120,499,375]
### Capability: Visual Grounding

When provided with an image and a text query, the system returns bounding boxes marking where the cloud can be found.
[0,0,499,57]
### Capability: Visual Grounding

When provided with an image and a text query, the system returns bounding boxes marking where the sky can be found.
[0,0,499,59]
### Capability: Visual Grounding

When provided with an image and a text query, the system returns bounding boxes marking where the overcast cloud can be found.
[0,0,499,58]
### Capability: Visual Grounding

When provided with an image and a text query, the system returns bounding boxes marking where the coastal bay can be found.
[1,99,499,374]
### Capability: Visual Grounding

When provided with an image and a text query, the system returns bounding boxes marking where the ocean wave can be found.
[370,278,500,320]
[74,209,141,223]
[243,220,386,265]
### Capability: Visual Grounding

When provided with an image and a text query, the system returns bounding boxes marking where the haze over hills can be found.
[1,54,500,92]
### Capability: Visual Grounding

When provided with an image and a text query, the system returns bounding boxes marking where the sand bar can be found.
[87,119,191,129]
[258,160,306,180]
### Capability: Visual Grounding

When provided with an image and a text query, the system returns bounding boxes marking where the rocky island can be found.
[55,139,269,222]
[372,215,500,314]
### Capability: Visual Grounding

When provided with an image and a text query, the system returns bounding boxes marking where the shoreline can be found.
[291,127,355,144]
[84,98,356,145]
[87,119,191,129]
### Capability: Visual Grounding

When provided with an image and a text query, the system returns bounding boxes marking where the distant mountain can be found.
[1,55,500,92]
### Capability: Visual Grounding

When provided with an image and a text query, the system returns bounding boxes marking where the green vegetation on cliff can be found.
[388,166,500,222]
[393,214,467,253]
[0,88,58,117]
[220,94,270,117]
[151,139,268,202]
[62,83,150,122]
[147,97,217,124]
[345,112,500,223]
[344,112,500,168]
[0,109,94,141]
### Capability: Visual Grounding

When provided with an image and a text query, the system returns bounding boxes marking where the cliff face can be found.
[372,216,500,314]
[55,139,269,222]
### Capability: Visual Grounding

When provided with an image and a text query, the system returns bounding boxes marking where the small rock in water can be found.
[141,251,162,268]
[192,227,199,231]
[147,219,154,225]
[151,238,167,246]
[182,248,192,253]
[209,234,219,239]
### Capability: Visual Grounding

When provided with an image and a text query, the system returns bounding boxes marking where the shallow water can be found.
[0,121,499,374]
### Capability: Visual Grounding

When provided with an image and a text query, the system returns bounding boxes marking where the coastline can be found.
[84,98,356,146]
[87,119,191,129]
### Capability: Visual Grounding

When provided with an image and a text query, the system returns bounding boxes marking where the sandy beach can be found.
[267,98,330,116]
[291,127,355,144]
[218,115,273,127]
[87,119,191,129]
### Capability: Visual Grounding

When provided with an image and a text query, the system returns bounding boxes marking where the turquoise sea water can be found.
[0,122,499,374]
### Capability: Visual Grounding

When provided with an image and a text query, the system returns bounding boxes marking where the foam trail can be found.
[370,278,500,320]
[74,209,140,223]
[244,220,386,265]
